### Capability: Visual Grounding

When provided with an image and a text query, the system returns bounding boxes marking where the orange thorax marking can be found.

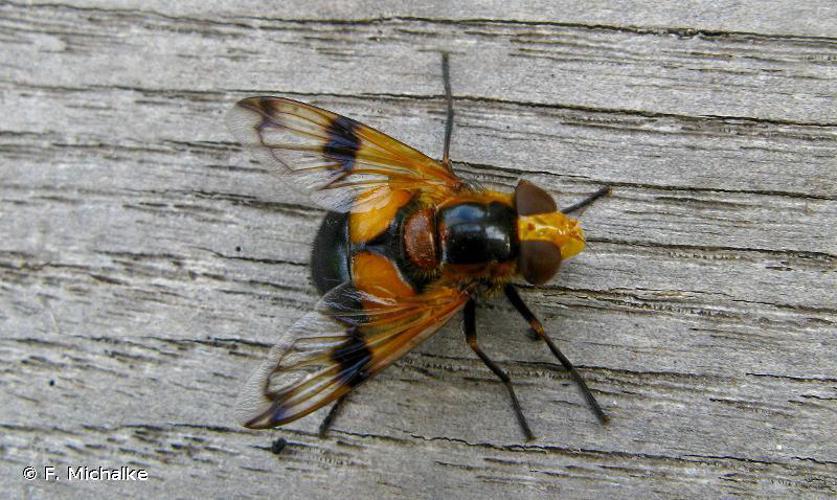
[352,251,415,300]
[349,187,413,244]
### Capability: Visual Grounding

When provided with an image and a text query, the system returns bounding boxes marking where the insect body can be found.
[228,54,610,440]
[313,184,586,300]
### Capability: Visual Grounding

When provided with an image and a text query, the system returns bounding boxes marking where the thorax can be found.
[311,189,520,299]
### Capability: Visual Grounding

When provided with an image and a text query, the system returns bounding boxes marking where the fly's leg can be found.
[464,298,535,441]
[561,186,611,215]
[441,52,454,171]
[504,285,609,424]
[318,393,348,438]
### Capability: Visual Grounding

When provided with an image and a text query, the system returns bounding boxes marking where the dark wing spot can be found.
[254,96,281,133]
[330,326,372,387]
[323,116,360,175]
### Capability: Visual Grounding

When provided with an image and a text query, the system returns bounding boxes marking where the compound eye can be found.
[518,240,562,285]
[515,180,557,215]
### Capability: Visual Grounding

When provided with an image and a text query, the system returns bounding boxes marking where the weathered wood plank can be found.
[18,0,837,37]
[4,2,837,124]
[1,1,835,498]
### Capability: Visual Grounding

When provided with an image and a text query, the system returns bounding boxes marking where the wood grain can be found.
[1,1,835,498]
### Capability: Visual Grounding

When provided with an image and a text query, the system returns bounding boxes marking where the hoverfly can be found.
[228,54,610,441]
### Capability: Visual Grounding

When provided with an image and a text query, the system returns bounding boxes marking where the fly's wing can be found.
[236,283,469,429]
[227,97,464,212]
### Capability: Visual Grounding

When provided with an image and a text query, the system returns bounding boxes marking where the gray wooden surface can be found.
[2,1,836,498]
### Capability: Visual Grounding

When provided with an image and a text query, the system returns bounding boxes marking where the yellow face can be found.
[516,211,586,260]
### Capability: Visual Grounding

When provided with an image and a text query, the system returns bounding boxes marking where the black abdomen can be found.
[437,202,518,265]
[311,211,351,295]
[311,203,435,297]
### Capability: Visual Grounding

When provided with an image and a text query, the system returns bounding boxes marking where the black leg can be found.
[504,285,609,424]
[318,394,348,438]
[464,298,535,441]
[441,52,454,171]
[561,186,611,215]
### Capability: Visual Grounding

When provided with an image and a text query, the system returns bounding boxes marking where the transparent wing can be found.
[227,96,463,212]
[236,282,468,429]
